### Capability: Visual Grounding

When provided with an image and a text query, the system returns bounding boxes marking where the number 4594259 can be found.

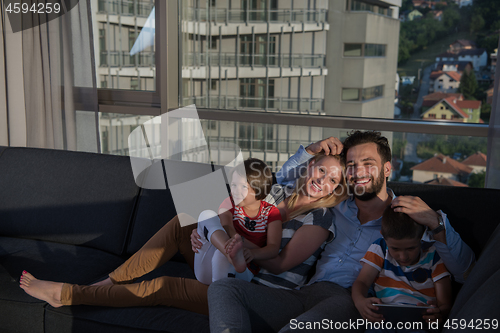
[5,2,61,14]
[444,319,498,330]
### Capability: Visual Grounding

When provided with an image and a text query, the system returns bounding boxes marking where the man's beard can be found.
[349,167,385,201]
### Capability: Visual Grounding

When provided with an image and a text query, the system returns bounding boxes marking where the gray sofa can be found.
[0,146,499,332]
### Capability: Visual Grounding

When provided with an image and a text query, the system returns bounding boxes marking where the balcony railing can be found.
[184,8,328,24]
[183,96,324,113]
[183,53,325,68]
[100,51,155,67]
[98,0,154,17]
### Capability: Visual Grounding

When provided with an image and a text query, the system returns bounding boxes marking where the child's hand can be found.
[242,248,254,263]
[190,229,203,253]
[354,298,384,322]
[419,300,443,324]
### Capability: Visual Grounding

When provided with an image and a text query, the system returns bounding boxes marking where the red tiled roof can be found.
[442,97,468,118]
[430,70,444,79]
[426,177,469,187]
[446,71,462,81]
[411,154,473,175]
[423,93,463,102]
[456,100,481,110]
[430,71,461,81]
[462,152,487,167]
[452,40,476,48]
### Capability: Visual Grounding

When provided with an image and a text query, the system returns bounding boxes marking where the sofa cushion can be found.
[0,237,125,285]
[0,237,126,333]
[0,147,140,255]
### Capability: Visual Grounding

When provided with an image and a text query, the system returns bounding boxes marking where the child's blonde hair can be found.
[286,154,347,219]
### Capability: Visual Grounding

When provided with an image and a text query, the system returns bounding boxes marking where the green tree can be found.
[468,171,486,188]
[470,14,485,33]
[459,70,478,100]
[480,103,491,123]
[443,7,460,29]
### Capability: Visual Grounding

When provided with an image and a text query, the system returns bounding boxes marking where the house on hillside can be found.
[422,93,463,111]
[421,97,482,123]
[462,152,487,173]
[411,154,472,184]
[429,71,461,93]
[449,40,476,54]
[407,9,423,21]
[425,176,468,187]
[435,61,473,73]
[487,86,494,105]
[436,49,487,71]
[413,0,447,8]
[453,0,473,8]
[432,10,443,21]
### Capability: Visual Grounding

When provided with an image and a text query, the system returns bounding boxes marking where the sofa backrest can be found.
[126,159,229,255]
[388,181,500,257]
[443,222,500,331]
[0,147,140,255]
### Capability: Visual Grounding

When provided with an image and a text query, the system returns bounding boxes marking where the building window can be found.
[211,80,217,90]
[344,43,386,57]
[130,77,139,90]
[342,86,383,102]
[362,85,384,101]
[344,44,363,57]
[428,114,436,119]
[364,44,386,57]
[342,88,360,101]
[240,78,274,108]
[441,114,447,119]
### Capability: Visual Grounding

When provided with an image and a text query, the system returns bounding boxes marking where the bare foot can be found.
[226,234,247,273]
[19,271,63,308]
[91,277,113,286]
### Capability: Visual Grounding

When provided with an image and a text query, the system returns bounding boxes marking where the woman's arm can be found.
[253,224,330,275]
[247,219,282,261]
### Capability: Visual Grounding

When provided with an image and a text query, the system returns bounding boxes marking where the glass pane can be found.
[92,0,156,91]
[344,44,363,57]
[342,88,360,101]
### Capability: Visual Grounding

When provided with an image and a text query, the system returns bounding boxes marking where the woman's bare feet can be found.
[226,234,247,273]
[19,271,64,308]
[91,277,113,286]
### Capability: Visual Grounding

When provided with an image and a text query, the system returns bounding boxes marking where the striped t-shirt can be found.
[361,238,450,305]
[251,206,335,290]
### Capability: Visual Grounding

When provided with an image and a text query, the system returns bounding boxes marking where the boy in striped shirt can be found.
[352,205,453,330]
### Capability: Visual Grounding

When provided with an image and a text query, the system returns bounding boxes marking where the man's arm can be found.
[391,196,475,283]
[275,137,343,186]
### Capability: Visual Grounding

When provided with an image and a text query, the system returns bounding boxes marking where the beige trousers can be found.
[60,214,209,315]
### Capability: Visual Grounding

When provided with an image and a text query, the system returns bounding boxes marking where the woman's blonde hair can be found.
[286,154,347,219]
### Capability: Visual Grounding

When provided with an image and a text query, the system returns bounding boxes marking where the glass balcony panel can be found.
[99,114,489,189]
